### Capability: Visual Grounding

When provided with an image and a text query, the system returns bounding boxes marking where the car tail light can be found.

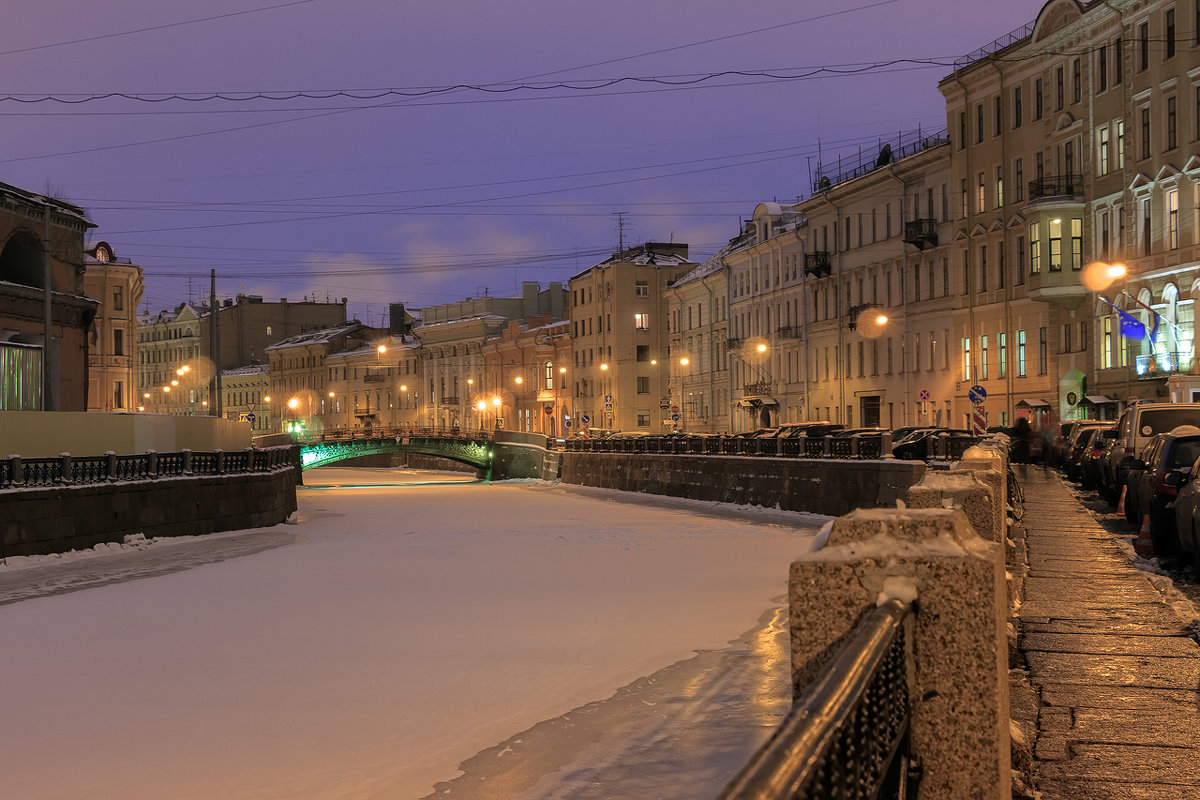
[1124,446,1136,456]
[1156,470,1178,498]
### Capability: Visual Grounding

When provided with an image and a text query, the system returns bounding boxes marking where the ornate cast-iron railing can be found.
[1,446,295,490]
[1027,174,1083,200]
[719,598,918,800]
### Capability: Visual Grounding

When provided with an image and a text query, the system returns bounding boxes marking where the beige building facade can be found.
[940,0,1200,427]
[83,242,144,412]
[666,247,731,433]
[569,243,694,434]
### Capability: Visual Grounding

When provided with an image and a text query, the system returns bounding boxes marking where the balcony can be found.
[1028,174,1083,201]
[804,251,831,278]
[776,326,802,339]
[903,218,938,250]
[439,396,460,405]
[1135,352,1193,380]
[743,381,772,396]
[362,372,386,383]
[727,337,743,350]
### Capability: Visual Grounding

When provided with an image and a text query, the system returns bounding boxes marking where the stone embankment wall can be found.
[0,467,299,558]
[558,453,924,515]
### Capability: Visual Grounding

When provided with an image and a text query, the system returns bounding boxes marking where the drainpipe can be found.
[704,276,716,433]
[954,72,975,430]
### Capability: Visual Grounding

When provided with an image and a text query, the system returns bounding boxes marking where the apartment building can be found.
[723,204,807,431]
[325,331,421,431]
[795,132,957,430]
[83,241,144,412]
[940,0,1200,425]
[569,243,694,433]
[221,364,270,433]
[415,282,566,430]
[665,246,731,434]
[480,316,571,435]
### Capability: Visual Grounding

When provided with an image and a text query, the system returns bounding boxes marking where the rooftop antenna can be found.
[613,211,629,252]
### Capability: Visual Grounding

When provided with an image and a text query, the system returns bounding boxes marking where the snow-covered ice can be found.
[0,467,821,799]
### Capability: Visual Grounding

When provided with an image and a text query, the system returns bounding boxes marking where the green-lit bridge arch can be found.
[296,431,496,476]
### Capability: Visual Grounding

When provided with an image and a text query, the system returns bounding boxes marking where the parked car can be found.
[1171,455,1200,571]
[892,428,977,460]
[1080,427,1117,490]
[1125,427,1200,556]
[1053,420,1108,472]
[1101,403,1200,505]
[1064,425,1109,481]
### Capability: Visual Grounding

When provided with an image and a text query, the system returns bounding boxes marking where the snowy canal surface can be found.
[0,468,823,799]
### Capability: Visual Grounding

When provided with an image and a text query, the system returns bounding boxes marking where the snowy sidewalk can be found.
[1013,466,1200,798]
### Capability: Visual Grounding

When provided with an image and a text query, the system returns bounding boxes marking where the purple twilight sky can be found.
[3,0,1041,325]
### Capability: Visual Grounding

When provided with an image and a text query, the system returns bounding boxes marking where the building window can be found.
[1139,21,1150,71]
[636,376,650,394]
[1099,211,1111,261]
[1166,95,1178,150]
[637,410,650,427]
[1034,78,1043,119]
[1102,317,1113,369]
[1017,235,1026,285]
[1049,218,1063,271]
[1098,45,1108,93]
[999,333,1008,379]
[1099,126,1110,174]
[1018,330,1027,377]
[1013,86,1023,128]
[960,179,968,218]
[995,165,1004,207]
[1015,158,1023,202]
[636,344,649,362]
[1115,37,1123,82]
[976,173,986,214]
[1142,196,1153,255]
[635,281,649,297]
[1038,327,1048,375]
[1072,58,1081,103]
[994,96,1002,137]
[958,111,966,149]
[1063,324,1072,353]
[981,335,990,380]
[544,361,554,390]
[1056,66,1065,111]
[962,337,972,381]
[976,103,984,144]
[1167,188,1180,250]
[1165,8,1176,59]
[112,285,124,311]
[980,246,988,291]
[113,328,124,356]
[1030,223,1041,274]
[634,313,650,330]
[1071,218,1083,270]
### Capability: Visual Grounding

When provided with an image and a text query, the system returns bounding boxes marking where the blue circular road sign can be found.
[968,384,987,404]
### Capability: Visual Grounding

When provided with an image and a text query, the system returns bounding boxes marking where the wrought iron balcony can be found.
[1028,174,1083,201]
[1135,352,1193,379]
[727,337,743,350]
[362,372,386,383]
[776,326,802,339]
[743,381,772,396]
[903,218,938,250]
[804,251,831,278]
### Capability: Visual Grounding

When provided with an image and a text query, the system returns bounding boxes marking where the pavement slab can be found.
[1013,466,1200,798]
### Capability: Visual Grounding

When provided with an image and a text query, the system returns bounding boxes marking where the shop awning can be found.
[1079,394,1116,405]
[1016,398,1050,409]
[736,396,779,407]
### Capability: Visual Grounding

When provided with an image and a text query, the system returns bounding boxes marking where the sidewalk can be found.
[1012,465,1200,798]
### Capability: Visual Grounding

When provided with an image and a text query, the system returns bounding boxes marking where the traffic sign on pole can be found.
[971,404,987,435]
[968,384,987,404]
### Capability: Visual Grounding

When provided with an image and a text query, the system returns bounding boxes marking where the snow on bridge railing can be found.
[0,446,295,489]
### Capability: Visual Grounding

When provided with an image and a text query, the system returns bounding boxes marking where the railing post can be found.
[823,434,833,457]
[850,434,860,458]
[215,449,225,474]
[106,450,117,481]
[796,434,807,458]
[245,447,256,472]
[146,449,158,479]
[58,453,72,484]
[7,455,22,488]
[182,448,193,475]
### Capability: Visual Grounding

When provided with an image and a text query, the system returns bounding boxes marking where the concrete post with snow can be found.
[788,507,1010,798]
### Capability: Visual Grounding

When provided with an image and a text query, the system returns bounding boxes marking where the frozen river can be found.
[0,467,823,799]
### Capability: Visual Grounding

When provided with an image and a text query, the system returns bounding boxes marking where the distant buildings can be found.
[83,242,144,412]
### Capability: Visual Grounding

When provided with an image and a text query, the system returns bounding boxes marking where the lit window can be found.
[634,313,650,330]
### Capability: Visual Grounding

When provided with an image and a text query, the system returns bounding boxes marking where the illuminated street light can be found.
[170,379,179,386]
[600,363,609,371]
[559,367,566,373]
[514,376,523,384]
[377,344,387,354]
[756,343,767,354]
[492,396,501,407]
[680,357,690,366]
[328,391,335,398]
[288,398,300,410]
[476,400,487,411]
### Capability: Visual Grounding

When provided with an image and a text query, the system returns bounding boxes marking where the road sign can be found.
[971,404,987,435]
[605,394,612,403]
[968,384,987,404]
[604,403,613,412]
[581,414,590,424]
[564,419,572,428]
[672,413,680,421]
[918,389,930,402]
[544,403,554,415]
[240,413,256,423]
[659,397,670,410]
[671,405,679,413]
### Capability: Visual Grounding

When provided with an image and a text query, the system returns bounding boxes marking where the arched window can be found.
[544,361,553,390]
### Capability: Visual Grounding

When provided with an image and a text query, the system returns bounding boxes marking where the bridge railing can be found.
[0,446,295,489]
[296,426,495,444]
[552,432,916,461]
[719,598,917,800]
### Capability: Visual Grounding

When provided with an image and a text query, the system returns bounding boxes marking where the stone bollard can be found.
[789,507,1010,799]
[903,470,997,542]
[59,453,72,485]
[881,431,893,457]
[146,449,158,479]
[182,449,193,475]
[8,455,23,487]
[823,434,833,457]
[245,446,256,472]
[106,451,117,482]
[954,454,1006,544]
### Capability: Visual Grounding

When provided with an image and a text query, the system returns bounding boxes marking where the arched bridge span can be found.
[296,430,496,476]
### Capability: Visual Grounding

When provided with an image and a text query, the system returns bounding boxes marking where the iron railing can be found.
[0,446,295,490]
[1028,174,1083,201]
[811,128,949,194]
[553,432,903,460]
[720,598,917,800]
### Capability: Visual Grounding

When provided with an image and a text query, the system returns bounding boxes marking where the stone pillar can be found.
[182,449,193,475]
[789,507,1009,798]
[146,450,158,479]
[904,470,997,542]
[59,453,72,485]
[8,455,23,487]
[106,451,117,482]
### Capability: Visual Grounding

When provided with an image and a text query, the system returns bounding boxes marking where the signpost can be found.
[544,403,554,415]
[971,405,987,436]
[968,384,987,405]
[918,389,930,402]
